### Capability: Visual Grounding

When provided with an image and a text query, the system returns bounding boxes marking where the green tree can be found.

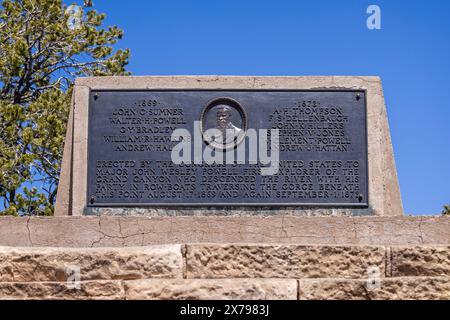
[443,204,450,216]
[0,0,130,216]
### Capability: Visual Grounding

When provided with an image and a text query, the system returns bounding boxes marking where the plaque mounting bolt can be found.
[90,196,96,205]
[93,93,99,100]
[356,93,361,101]
[358,194,364,202]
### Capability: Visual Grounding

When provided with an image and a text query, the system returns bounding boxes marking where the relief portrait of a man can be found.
[214,106,243,145]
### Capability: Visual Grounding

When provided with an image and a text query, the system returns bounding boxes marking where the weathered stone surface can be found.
[71,85,90,217]
[0,217,31,247]
[54,93,74,217]
[299,277,450,300]
[124,279,297,300]
[391,246,450,277]
[353,216,429,245]
[2,277,448,300]
[420,217,450,244]
[1,216,448,247]
[0,245,183,282]
[186,244,386,279]
[0,281,124,300]
[28,216,106,247]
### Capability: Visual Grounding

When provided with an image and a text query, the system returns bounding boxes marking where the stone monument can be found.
[1,76,449,300]
[55,76,403,217]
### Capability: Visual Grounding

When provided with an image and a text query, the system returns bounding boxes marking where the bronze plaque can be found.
[87,90,368,207]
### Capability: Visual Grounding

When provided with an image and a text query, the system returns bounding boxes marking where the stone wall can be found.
[1,216,448,299]
[0,244,449,300]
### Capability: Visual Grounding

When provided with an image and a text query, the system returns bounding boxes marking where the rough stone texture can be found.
[2,277,448,300]
[124,279,297,300]
[186,244,386,279]
[0,216,448,247]
[0,245,183,282]
[299,277,450,300]
[0,281,124,300]
[55,76,403,217]
[0,242,448,299]
[391,246,450,277]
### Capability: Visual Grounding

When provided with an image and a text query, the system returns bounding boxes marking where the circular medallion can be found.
[200,97,247,150]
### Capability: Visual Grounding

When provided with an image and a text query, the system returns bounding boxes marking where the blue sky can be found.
[78,0,449,215]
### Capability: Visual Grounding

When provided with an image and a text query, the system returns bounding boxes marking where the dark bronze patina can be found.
[87,90,368,207]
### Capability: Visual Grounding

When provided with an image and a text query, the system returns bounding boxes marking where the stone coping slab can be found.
[0,216,448,247]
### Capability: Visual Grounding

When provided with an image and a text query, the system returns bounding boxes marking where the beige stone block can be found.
[420,217,450,244]
[353,217,425,245]
[0,281,124,300]
[0,245,183,282]
[1,216,449,247]
[54,93,74,217]
[71,85,90,216]
[299,277,450,300]
[124,279,297,300]
[0,217,31,247]
[186,244,386,279]
[27,216,105,247]
[391,246,450,277]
